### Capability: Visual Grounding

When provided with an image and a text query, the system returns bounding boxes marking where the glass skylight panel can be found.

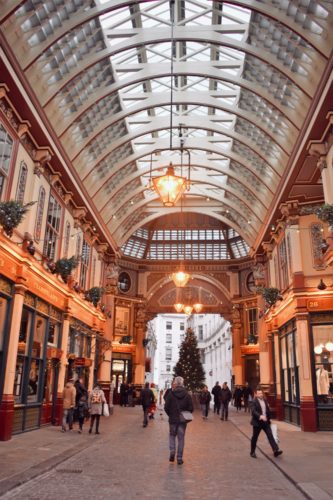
[223,4,251,22]
[100,7,131,29]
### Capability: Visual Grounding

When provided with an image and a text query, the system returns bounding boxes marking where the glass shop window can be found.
[280,323,300,406]
[14,310,47,404]
[47,321,60,346]
[313,324,333,406]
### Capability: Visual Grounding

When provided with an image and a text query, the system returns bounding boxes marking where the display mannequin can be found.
[316,367,330,396]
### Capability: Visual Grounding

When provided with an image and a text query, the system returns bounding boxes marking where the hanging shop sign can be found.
[46,347,62,359]
[74,357,93,367]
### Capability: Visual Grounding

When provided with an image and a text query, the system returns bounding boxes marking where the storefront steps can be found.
[0,406,331,499]
[229,408,333,499]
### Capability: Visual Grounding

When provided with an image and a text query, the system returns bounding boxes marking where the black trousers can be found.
[90,414,100,432]
[213,401,221,414]
[251,423,278,454]
[221,402,229,419]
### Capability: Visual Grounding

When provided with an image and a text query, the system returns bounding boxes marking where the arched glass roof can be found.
[1,0,332,257]
[121,215,249,259]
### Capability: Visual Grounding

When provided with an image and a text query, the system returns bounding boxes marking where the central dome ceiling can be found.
[1,0,332,256]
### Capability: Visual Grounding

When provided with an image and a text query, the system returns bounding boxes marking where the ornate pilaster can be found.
[54,312,71,426]
[0,283,27,441]
[231,304,243,385]
[134,303,147,384]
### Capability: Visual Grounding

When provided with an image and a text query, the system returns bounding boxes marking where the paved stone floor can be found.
[0,407,304,500]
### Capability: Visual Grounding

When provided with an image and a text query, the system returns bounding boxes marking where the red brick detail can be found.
[274,396,284,421]
[0,396,14,441]
[300,398,317,432]
[54,394,63,426]
[41,403,52,426]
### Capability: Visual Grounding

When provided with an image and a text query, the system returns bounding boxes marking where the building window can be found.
[278,238,289,290]
[180,334,184,343]
[0,123,13,199]
[166,364,171,372]
[34,187,46,242]
[43,194,62,259]
[180,322,184,331]
[15,161,28,204]
[166,333,172,343]
[79,240,91,289]
[248,308,258,343]
[198,325,203,341]
[165,347,172,360]
[166,321,172,330]
[63,221,71,258]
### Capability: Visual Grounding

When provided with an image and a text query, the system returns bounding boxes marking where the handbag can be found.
[103,402,109,417]
[173,393,193,423]
[180,411,193,422]
[270,423,279,443]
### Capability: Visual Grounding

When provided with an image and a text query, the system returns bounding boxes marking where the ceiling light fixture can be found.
[317,279,327,290]
[148,0,190,207]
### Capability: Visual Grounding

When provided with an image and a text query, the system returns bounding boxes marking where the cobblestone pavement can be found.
[1,407,304,500]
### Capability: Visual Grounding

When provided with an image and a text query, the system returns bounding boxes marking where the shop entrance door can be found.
[111,356,132,404]
[244,355,260,391]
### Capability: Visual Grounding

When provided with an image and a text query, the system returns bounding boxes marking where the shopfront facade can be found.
[309,310,333,430]
[12,293,63,433]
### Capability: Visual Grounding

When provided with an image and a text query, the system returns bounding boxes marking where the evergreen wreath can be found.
[54,256,78,283]
[0,200,35,237]
[84,286,104,307]
[301,204,333,227]
[257,286,282,307]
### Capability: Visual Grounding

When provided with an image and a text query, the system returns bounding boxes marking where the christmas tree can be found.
[173,327,205,391]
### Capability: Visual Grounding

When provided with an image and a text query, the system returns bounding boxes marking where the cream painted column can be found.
[2,284,27,396]
[57,313,71,394]
[0,283,27,440]
[295,313,317,431]
[99,349,111,382]
[232,305,243,385]
[258,324,271,386]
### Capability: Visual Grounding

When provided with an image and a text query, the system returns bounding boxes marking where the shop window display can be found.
[313,324,333,406]
[279,320,300,425]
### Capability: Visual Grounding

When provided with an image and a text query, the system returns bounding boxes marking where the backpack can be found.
[91,391,102,404]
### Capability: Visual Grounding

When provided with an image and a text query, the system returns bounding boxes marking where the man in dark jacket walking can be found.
[250,388,283,458]
[164,376,193,465]
[220,382,232,421]
[140,382,155,427]
[243,382,254,413]
[211,382,222,415]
